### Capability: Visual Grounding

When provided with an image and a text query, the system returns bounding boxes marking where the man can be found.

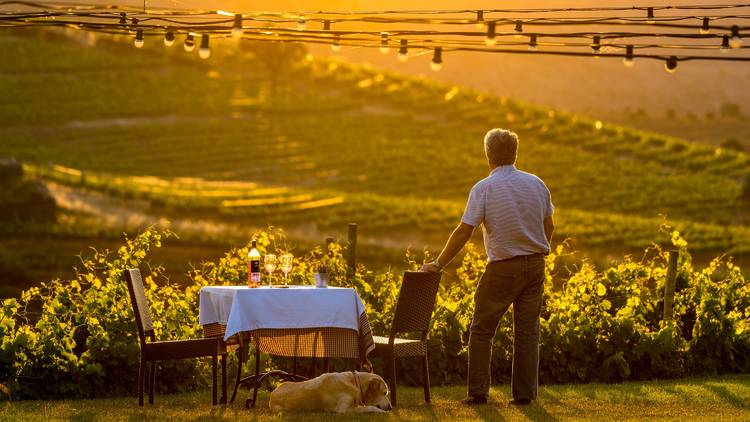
[421,128,554,406]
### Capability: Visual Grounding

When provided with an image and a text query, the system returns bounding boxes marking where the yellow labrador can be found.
[269,371,392,413]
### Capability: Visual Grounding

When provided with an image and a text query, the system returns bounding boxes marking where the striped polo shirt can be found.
[461,165,554,262]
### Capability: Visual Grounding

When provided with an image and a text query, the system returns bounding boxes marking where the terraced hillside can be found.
[2,28,750,261]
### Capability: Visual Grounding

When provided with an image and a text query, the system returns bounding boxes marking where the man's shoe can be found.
[461,395,488,405]
[509,398,532,406]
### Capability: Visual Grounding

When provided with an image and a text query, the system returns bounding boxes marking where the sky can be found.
[25,1,750,114]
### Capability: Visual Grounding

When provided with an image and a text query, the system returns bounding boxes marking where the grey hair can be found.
[484,129,518,166]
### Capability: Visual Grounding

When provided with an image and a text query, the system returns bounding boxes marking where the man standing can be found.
[421,128,554,406]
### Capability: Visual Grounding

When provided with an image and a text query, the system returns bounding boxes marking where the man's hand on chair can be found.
[420,261,442,273]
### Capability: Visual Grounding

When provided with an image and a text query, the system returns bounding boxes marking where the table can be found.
[199,285,375,407]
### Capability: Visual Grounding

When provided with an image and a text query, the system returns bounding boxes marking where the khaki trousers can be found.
[467,254,545,400]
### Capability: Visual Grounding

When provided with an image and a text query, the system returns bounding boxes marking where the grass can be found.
[2,376,749,421]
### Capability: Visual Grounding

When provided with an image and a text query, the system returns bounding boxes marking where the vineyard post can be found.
[347,223,357,279]
[325,236,334,256]
[663,250,679,321]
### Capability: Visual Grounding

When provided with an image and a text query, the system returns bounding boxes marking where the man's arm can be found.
[421,222,475,272]
[544,215,555,244]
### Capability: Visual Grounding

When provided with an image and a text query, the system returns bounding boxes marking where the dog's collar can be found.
[351,370,364,406]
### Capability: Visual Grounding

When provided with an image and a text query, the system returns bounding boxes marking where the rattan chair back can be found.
[124,268,154,344]
[390,271,442,338]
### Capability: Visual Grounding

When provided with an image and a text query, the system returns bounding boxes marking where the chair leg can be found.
[212,354,218,406]
[251,347,261,408]
[230,341,245,403]
[138,355,145,406]
[421,355,431,403]
[149,360,156,404]
[221,354,227,404]
[387,353,397,407]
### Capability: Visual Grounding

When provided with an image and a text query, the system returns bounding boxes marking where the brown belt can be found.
[490,252,546,264]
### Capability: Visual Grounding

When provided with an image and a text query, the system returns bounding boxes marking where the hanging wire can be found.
[0,2,749,64]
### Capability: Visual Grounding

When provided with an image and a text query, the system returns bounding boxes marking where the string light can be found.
[232,14,244,38]
[199,34,210,59]
[475,10,485,29]
[183,33,195,52]
[730,25,743,48]
[720,34,731,52]
[331,35,342,52]
[379,32,390,54]
[485,21,496,46]
[134,28,144,48]
[5,2,750,71]
[163,29,174,46]
[665,56,678,73]
[430,46,443,71]
[591,35,601,54]
[398,39,408,62]
[528,34,538,51]
[623,45,634,67]
[700,17,710,34]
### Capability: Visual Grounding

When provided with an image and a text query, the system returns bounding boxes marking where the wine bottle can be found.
[248,239,261,287]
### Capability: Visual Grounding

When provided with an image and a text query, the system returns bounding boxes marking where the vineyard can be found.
[2,28,750,285]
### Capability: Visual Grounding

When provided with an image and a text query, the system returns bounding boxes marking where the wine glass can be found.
[279,254,293,286]
[263,254,277,287]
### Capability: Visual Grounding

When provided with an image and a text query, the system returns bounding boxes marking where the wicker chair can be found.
[369,271,442,407]
[124,268,228,406]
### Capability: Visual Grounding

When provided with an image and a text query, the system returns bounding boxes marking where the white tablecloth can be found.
[199,285,368,342]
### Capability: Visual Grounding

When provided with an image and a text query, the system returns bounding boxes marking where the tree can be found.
[742,173,750,207]
[720,138,744,152]
[719,102,742,119]
[240,41,306,93]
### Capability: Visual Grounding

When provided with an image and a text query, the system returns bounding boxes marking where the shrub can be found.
[1,228,749,399]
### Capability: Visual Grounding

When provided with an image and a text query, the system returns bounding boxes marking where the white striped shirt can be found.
[461,165,554,262]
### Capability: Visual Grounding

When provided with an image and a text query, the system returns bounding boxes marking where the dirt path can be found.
[46,182,430,251]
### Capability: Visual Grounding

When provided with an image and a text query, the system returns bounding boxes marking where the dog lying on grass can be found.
[269,371,392,413]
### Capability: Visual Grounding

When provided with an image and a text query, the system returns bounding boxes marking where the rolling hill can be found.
[2,28,750,295]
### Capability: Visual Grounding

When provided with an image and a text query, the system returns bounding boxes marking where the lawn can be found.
[2,375,749,421]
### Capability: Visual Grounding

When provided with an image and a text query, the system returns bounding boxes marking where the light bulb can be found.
[700,17,710,34]
[623,45,634,67]
[184,34,195,52]
[484,21,496,46]
[514,20,523,39]
[134,29,144,48]
[591,35,601,54]
[720,35,730,53]
[297,17,307,31]
[664,56,678,73]
[528,34,537,51]
[231,14,243,38]
[730,25,743,48]
[379,32,390,54]
[130,17,139,34]
[331,35,341,52]
[164,30,174,47]
[198,34,210,59]
[646,7,655,24]
[398,39,408,62]
[430,47,442,71]
[475,10,485,29]
[119,12,127,25]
